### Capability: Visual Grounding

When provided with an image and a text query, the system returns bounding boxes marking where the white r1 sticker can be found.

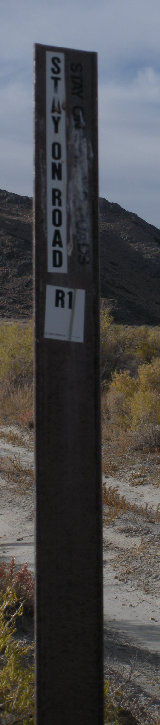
[44,285,85,342]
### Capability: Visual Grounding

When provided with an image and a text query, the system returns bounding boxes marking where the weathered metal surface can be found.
[34,43,103,724]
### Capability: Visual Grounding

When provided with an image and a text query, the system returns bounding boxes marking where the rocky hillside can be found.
[100,197,160,324]
[1,188,160,324]
[0,190,32,319]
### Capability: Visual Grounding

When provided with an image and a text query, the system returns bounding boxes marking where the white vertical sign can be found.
[46,51,67,273]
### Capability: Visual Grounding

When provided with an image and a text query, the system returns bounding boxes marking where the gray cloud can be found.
[0,137,32,196]
[0,0,160,225]
[99,67,160,226]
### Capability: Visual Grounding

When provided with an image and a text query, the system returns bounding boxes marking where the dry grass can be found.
[103,484,128,522]
[0,382,33,427]
[0,427,33,449]
[0,428,26,446]
[112,536,159,595]
[102,424,160,490]
[0,454,34,494]
[0,557,34,614]
[102,391,160,488]
[101,307,160,386]
[0,319,33,427]
[101,314,160,503]
[0,320,33,388]
[103,483,160,524]
[128,465,160,488]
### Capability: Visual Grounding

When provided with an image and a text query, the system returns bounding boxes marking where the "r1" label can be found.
[44,285,85,342]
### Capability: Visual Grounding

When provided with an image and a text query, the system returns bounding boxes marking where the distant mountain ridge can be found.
[1,188,160,324]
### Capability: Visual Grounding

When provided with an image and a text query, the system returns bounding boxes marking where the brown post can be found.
[34,43,103,724]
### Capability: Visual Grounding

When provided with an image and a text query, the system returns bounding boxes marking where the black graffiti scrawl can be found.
[68,62,92,266]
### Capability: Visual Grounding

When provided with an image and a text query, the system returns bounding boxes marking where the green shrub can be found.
[0,587,34,723]
[0,558,34,614]
[104,680,120,723]
[104,680,138,724]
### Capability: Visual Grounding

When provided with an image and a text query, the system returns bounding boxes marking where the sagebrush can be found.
[0,561,34,723]
[0,320,33,425]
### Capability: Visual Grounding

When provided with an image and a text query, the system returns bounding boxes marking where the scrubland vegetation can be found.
[0,321,34,721]
[0,320,33,427]
[101,309,160,483]
[1,313,160,444]
[0,559,34,723]
[1,315,160,723]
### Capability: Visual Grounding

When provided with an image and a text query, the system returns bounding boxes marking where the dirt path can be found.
[0,426,34,570]
[103,474,160,723]
[0,425,160,722]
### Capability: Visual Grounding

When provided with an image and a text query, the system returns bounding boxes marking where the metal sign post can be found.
[34,43,103,724]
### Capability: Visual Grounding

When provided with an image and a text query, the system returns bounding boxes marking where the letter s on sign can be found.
[51,57,61,75]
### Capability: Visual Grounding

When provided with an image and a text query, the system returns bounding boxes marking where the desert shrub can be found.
[0,320,33,391]
[100,311,132,386]
[0,381,33,426]
[134,325,160,363]
[104,680,139,724]
[0,587,34,723]
[130,359,160,446]
[131,388,160,429]
[0,558,34,614]
[103,484,128,522]
[100,308,160,387]
[104,680,120,723]
[107,370,137,429]
[131,358,160,430]
[106,358,160,448]
[136,356,160,393]
[0,319,33,424]
[100,308,115,383]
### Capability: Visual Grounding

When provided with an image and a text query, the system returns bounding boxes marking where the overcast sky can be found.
[0,0,160,227]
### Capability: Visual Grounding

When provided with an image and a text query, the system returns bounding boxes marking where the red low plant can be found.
[0,557,34,614]
[19,409,34,429]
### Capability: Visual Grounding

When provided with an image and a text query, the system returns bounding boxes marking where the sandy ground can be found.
[103,473,160,723]
[0,426,34,570]
[0,425,160,723]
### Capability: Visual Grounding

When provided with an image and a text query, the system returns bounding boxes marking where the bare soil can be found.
[0,425,34,570]
[0,425,160,723]
[103,461,160,724]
